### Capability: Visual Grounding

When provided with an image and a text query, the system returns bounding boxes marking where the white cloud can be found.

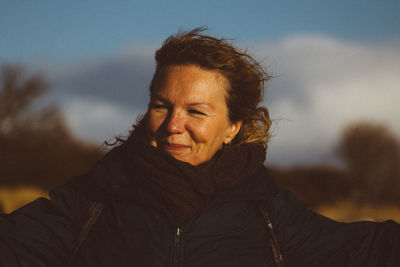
[255,35,400,165]
[62,97,146,144]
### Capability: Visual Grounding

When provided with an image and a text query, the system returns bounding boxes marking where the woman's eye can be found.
[188,109,206,115]
[152,104,168,109]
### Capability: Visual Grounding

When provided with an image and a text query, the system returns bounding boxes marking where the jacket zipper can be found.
[173,227,183,267]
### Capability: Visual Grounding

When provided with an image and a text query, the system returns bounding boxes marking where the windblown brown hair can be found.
[148,27,272,147]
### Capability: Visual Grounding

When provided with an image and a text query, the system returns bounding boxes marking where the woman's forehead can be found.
[150,65,230,110]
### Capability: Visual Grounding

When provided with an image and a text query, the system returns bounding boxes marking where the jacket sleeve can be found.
[270,188,400,267]
[0,183,91,267]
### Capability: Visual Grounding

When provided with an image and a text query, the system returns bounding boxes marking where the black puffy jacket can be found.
[1,148,400,266]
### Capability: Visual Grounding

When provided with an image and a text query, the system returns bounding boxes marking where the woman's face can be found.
[148,64,242,166]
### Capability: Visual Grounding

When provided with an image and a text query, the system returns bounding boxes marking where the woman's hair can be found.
[148,27,272,147]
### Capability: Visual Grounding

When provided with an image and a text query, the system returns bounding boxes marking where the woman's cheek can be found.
[149,111,166,133]
[187,122,209,142]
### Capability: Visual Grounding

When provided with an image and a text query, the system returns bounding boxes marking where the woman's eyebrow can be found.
[152,94,171,104]
[153,95,214,109]
[187,102,212,107]
[187,102,215,111]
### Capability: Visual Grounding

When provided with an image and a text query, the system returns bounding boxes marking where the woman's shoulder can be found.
[0,176,93,265]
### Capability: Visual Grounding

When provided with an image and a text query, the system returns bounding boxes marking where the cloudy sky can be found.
[1,1,399,166]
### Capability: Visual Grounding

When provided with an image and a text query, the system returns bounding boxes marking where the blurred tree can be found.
[0,65,49,133]
[270,165,352,208]
[337,122,400,204]
[0,64,104,190]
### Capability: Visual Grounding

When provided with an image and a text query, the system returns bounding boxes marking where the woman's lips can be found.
[163,143,190,151]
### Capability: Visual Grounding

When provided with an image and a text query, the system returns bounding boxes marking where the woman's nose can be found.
[166,109,185,134]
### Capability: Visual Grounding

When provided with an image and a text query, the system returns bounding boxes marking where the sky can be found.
[1,0,400,166]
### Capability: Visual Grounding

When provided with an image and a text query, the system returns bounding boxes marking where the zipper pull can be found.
[175,227,182,247]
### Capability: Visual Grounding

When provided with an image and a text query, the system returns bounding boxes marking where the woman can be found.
[1,28,399,266]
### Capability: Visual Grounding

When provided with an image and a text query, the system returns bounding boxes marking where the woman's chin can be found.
[165,150,192,163]
[165,151,202,166]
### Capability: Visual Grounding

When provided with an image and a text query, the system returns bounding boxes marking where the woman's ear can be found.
[223,120,242,144]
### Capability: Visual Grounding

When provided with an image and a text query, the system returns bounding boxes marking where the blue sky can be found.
[1,1,400,166]
[2,0,399,62]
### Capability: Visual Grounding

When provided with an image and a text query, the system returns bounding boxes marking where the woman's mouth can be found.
[163,143,191,151]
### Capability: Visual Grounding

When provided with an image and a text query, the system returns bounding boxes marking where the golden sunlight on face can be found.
[148,64,242,166]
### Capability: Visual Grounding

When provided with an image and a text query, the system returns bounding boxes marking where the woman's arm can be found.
[270,188,400,266]
[0,182,90,266]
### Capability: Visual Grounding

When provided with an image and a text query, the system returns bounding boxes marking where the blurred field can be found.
[317,200,400,223]
[0,186,48,213]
